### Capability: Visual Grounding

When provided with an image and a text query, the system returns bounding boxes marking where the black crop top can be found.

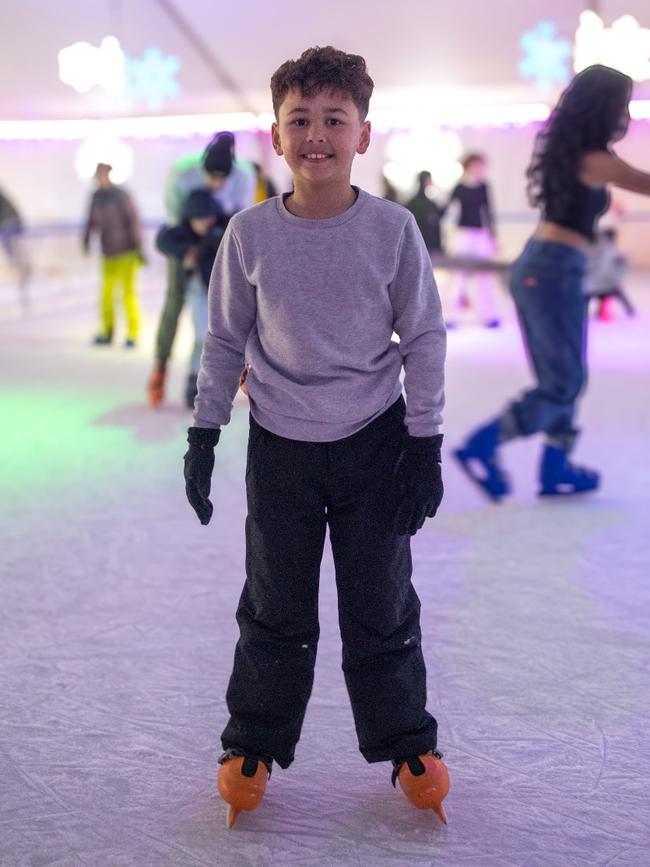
[446,182,493,232]
[544,178,609,242]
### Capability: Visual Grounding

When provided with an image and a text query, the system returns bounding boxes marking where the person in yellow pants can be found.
[83,163,144,348]
[100,251,142,347]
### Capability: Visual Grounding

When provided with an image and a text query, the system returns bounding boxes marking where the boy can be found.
[184,47,449,827]
[82,163,143,348]
[156,189,227,408]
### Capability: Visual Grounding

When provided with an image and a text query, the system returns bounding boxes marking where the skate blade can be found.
[226,805,241,828]
[538,484,598,497]
[433,803,447,824]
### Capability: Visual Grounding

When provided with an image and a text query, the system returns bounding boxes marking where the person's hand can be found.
[239,364,252,396]
[182,247,199,269]
[184,427,220,524]
[394,433,444,536]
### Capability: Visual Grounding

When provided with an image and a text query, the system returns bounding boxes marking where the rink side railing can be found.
[2,214,650,303]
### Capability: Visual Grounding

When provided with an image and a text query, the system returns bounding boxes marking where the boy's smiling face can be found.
[272,88,371,189]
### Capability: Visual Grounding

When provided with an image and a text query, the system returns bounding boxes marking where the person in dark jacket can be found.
[83,163,143,347]
[156,188,227,407]
[405,171,444,254]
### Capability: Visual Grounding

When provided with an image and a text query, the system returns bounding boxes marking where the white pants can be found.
[451,227,498,323]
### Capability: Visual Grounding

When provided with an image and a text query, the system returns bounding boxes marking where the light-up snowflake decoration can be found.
[58,38,182,110]
[519,20,572,91]
[125,47,181,111]
[574,11,650,81]
[58,36,125,95]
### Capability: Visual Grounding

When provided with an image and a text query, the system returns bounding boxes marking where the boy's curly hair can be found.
[271,47,374,120]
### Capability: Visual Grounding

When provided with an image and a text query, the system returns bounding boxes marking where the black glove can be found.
[394,433,444,536]
[184,427,220,525]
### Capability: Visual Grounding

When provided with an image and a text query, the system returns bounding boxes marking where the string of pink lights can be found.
[2,100,649,141]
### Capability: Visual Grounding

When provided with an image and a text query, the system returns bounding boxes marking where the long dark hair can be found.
[527,64,632,213]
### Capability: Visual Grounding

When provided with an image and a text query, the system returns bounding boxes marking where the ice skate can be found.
[217,749,272,828]
[147,363,166,407]
[453,419,510,501]
[392,750,450,824]
[597,296,615,321]
[539,444,600,496]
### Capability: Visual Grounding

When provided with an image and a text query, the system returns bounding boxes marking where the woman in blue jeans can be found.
[455,64,650,499]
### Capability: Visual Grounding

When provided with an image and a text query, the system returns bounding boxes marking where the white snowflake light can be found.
[58,36,126,95]
[574,11,650,81]
[125,47,181,111]
[519,20,572,91]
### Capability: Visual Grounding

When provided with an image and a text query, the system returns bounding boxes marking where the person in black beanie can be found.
[156,188,228,408]
[148,132,255,407]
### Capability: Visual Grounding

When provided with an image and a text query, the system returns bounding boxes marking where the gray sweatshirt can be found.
[194,188,446,441]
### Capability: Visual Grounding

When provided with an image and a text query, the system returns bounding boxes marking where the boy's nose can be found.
[306,125,326,142]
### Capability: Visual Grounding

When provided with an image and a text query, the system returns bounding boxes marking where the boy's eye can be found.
[289,117,343,127]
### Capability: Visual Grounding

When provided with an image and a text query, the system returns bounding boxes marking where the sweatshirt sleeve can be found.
[193,222,257,429]
[389,214,446,437]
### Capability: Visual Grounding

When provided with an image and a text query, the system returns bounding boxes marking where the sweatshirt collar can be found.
[276,186,367,228]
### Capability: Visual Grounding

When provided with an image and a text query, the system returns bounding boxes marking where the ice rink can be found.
[1,270,649,867]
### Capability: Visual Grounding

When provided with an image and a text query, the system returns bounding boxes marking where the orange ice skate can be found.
[217,749,272,828]
[392,750,450,824]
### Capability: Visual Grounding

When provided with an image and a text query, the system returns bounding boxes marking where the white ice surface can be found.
[1,273,649,867]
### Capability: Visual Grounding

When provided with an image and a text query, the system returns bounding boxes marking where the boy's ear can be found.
[356,120,371,155]
[271,122,284,156]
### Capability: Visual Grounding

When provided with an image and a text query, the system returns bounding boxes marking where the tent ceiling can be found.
[4,0,650,118]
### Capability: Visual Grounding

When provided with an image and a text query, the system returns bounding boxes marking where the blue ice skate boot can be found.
[453,419,511,502]
[539,444,600,496]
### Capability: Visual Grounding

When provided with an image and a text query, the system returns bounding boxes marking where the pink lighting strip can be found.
[0,113,259,141]
[0,101,647,141]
